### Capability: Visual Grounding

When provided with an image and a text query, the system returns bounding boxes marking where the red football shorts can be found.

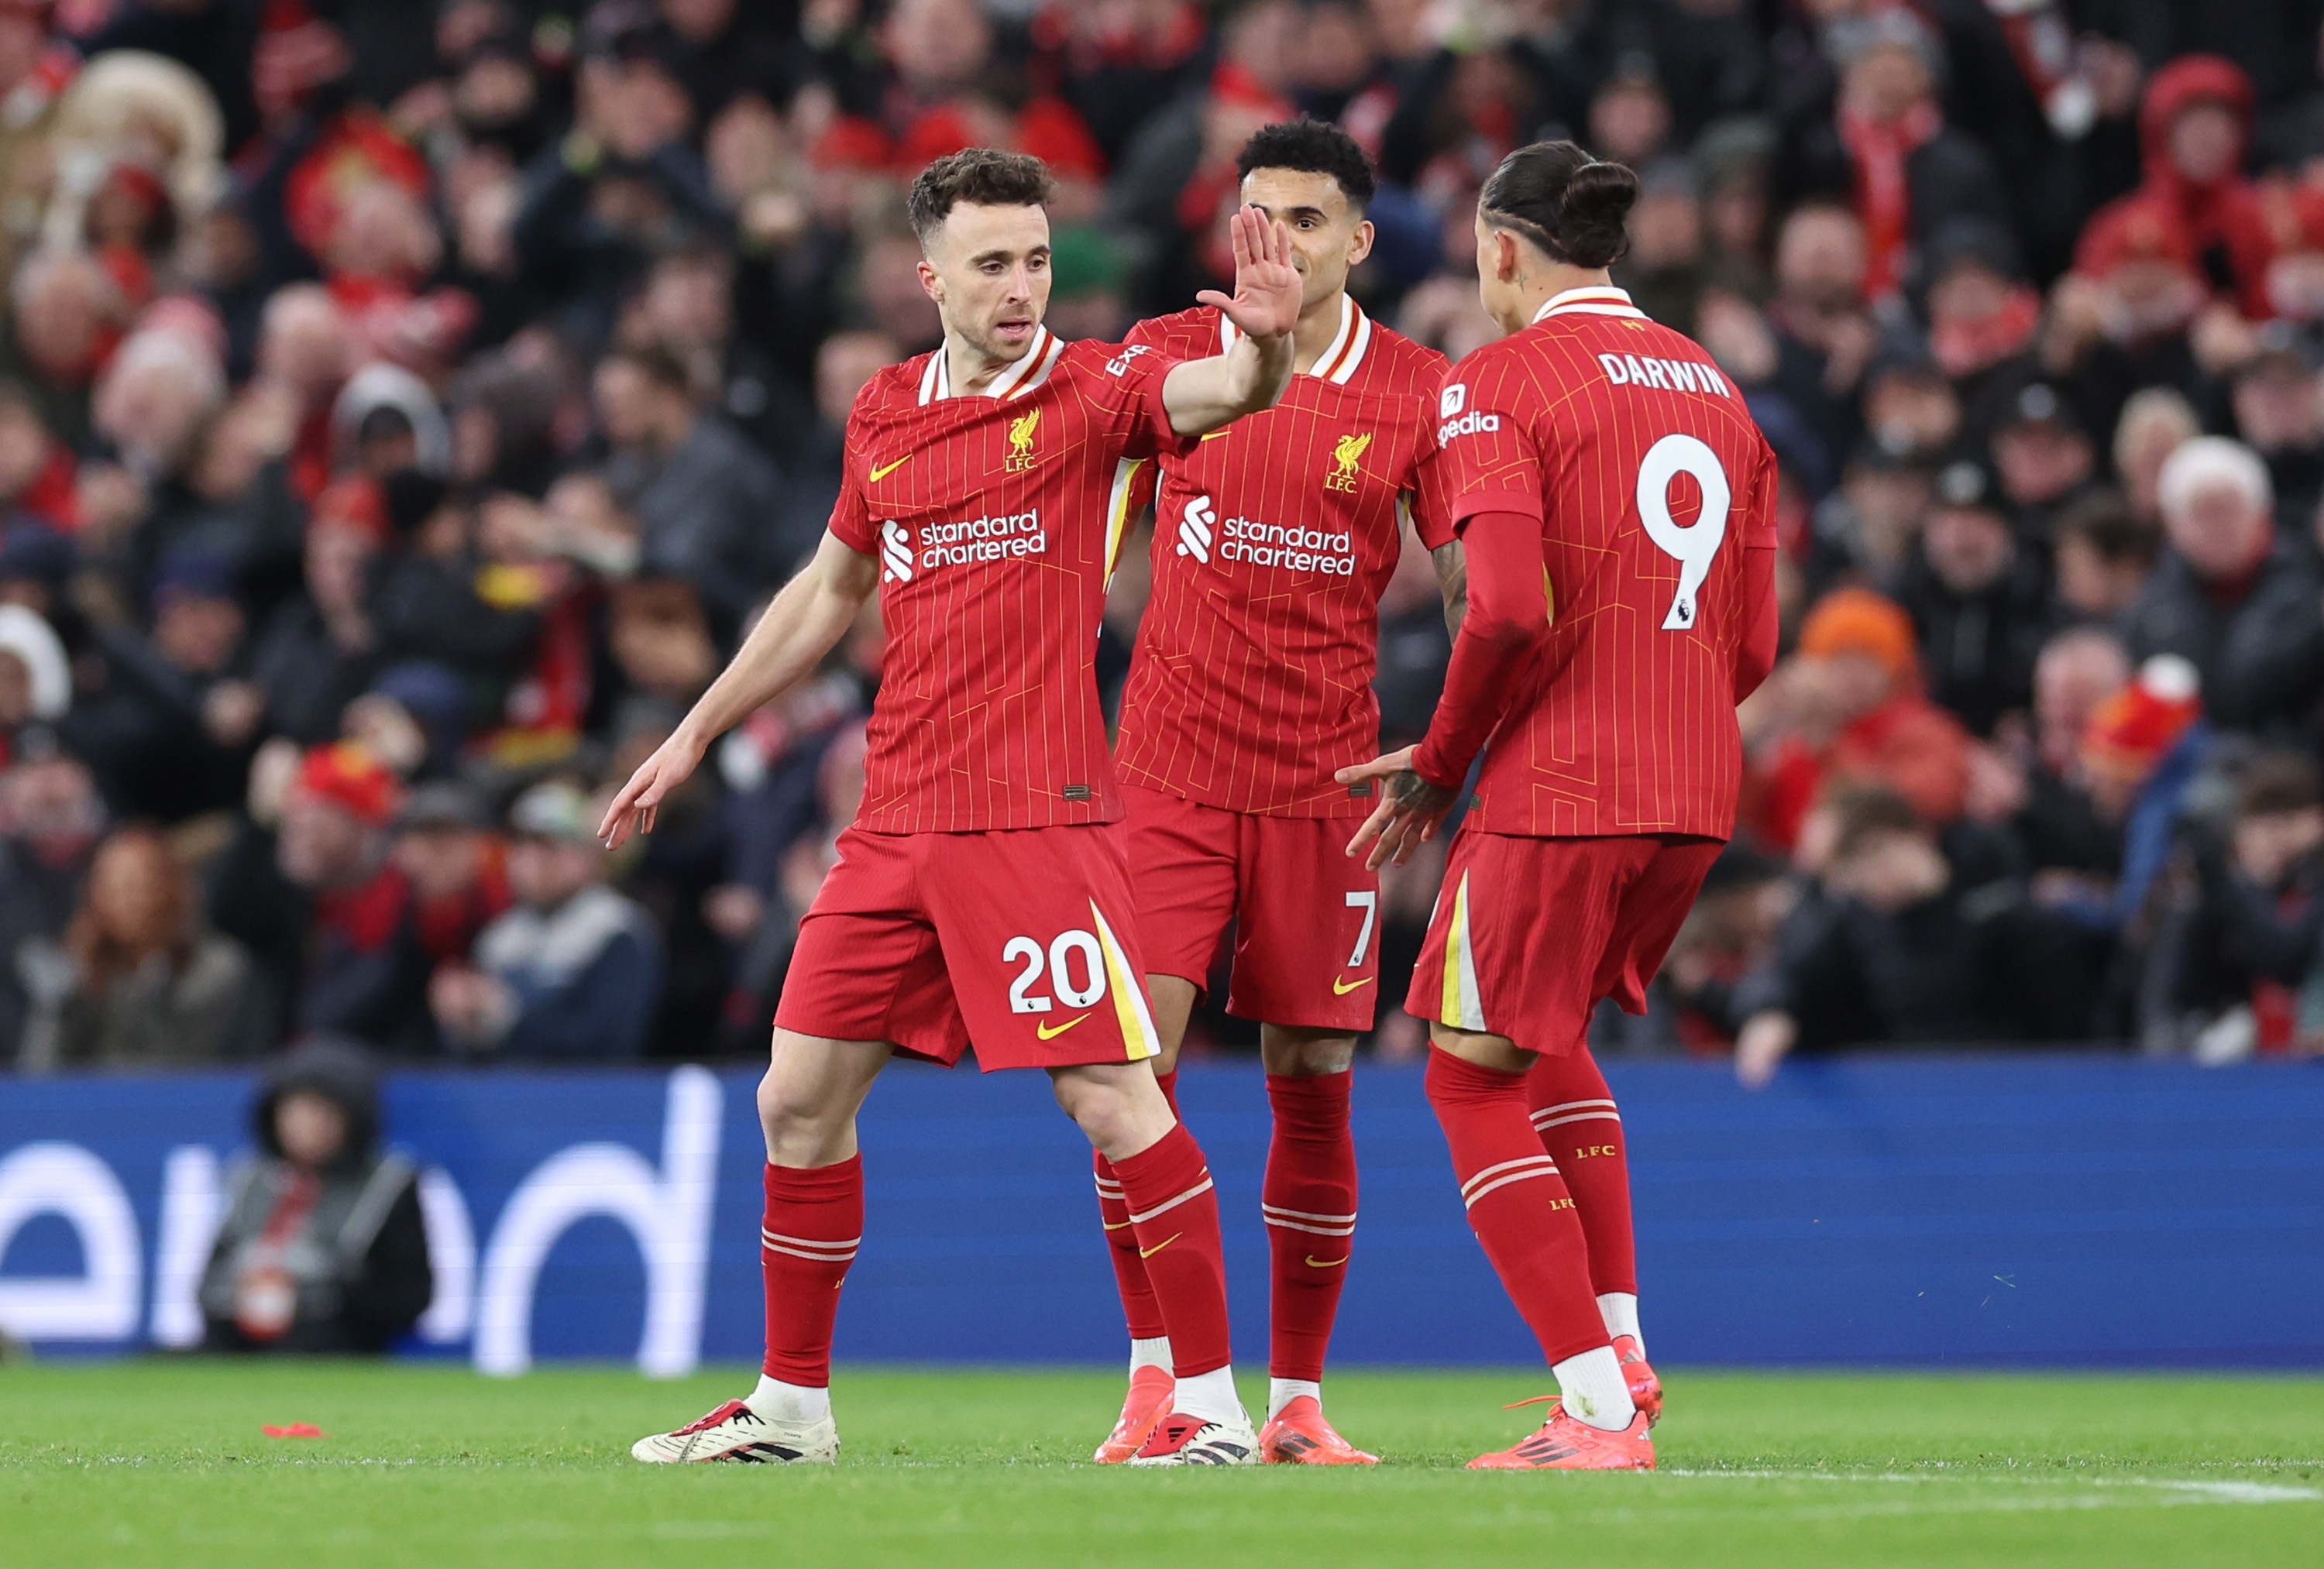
[1407,831,1722,1056]
[1122,783,1381,1031]
[775,823,1164,1071]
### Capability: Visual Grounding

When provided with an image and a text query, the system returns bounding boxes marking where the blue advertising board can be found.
[2,1057,2319,1372]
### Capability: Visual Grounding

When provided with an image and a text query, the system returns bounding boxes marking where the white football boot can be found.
[630,1399,838,1464]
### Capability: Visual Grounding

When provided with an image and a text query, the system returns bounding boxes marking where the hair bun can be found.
[1554,160,1639,270]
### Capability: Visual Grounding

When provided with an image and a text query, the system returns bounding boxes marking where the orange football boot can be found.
[1258,1396,1379,1465]
[1613,1334,1662,1426]
[1467,1401,1655,1471]
[1092,1365,1175,1464]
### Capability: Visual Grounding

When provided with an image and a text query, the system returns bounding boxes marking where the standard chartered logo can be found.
[880,520,915,582]
[1176,492,1353,576]
[1176,494,1216,561]
[885,509,1048,576]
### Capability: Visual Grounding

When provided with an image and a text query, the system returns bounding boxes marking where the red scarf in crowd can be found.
[1838,98,1940,299]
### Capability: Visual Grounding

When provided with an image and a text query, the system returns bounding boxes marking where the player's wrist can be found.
[1409,743,1463,794]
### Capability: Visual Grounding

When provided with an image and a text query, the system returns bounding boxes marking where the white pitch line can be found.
[1660,1468,2322,1505]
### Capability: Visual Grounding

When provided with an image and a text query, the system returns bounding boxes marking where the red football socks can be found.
[1109,1119,1232,1377]
[1526,1048,1637,1296]
[1262,1071,1356,1382]
[1095,1071,1179,1343]
[758,1155,863,1385]
[1424,1048,1610,1368]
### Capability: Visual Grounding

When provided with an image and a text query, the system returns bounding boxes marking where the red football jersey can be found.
[828,325,1185,833]
[1114,300,1456,818]
[1432,285,1778,839]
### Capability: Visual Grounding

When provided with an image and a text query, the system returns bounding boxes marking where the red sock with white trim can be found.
[1094,1071,1179,1351]
[757,1156,862,1404]
[1263,1072,1356,1393]
[1423,1048,1608,1368]
[1525,1048,1637,1299]
[1109,1120,1232,1398]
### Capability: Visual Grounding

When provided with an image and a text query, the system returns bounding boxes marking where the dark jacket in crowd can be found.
[198,1039,432,1354]
[608,414,788,638]
[2118,541,2324,735]
[1738,877,2097,1049]
[1893,547,2058,736]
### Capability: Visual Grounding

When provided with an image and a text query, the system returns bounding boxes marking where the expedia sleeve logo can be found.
[1435,382,1501,443]
[880,520,914,582]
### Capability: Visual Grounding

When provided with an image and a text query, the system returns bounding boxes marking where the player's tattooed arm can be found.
[598,531,878,848]
[1161,204,1301,436]
[1336,746,1459,870]
[1431,541,1467,637]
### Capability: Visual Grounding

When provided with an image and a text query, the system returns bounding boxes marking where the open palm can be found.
[1198,205,1301,342]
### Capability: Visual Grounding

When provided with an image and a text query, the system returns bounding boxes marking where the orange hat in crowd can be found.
[2082,654,2202,777]
[296,741,404,827]
[1797,587,1920,685]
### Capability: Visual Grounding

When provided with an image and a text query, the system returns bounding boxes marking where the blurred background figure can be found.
[431,778,659,1060]
[197,1036,431,1354]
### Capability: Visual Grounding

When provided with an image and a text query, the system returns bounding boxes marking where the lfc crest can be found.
[1325,431,1371,493]
[1006,408,1040,472]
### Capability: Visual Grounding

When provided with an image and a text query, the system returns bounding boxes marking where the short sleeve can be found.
[1435,350,1545,529]
[1083,339,1189,462]
[1743,434,1780,549]
[827,453,875,555]
[1406,425,1459,551]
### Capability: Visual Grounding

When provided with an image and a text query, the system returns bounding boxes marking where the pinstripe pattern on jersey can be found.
[830,335,1184,833]
[1433,287,1778,839]
[1114,304,1456,819]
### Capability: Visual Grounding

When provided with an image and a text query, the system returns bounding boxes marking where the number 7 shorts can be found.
[774,822,1164,1070]
[1122,784,1381,1032]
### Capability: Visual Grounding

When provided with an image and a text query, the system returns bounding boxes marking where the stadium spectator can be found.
[197,1035,431,1354]
[0,747,102,1066]
[1748,587,1972,851]
[52,825,256,1067]
[2119,437,2324,737]
[1732,784,2094,1086]
[208,740,431,1056]
[431,778,660,1060]
[1892,451,2056,737]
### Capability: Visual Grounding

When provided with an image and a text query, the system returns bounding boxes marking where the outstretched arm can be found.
[1339,509,1549,868]
[1159,206,1301,437]
[599,530,878,847]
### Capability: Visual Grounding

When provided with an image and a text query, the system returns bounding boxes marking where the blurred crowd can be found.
[2,0,2324,1080]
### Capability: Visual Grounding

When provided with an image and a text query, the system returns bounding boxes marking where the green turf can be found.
[2,1361,2320,1568]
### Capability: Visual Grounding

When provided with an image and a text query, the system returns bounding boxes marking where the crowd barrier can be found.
[2,1056,2319,1371]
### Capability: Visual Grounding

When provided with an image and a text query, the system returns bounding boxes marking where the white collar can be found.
[1218,294,1372,385]
[917,324,1065,405]
[1532,287,1648,323]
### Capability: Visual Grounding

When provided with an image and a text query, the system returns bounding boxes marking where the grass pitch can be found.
[2,1361,2320,1568]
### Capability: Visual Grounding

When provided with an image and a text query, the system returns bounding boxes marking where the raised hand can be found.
[1197,204,1301,344]
[1337,746,1459,870]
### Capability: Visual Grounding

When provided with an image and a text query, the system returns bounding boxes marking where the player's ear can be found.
[1347,219,1376,270]
[917,257,942,306]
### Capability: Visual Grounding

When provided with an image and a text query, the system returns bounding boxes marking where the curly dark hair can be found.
[906,149,1058,242]
[1236,118,1377,211]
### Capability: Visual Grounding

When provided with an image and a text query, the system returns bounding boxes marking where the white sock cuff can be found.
[1550,1346,1635,1432]
[748,1374,831,1424]
[1129,1336,1173,1375]
[1266,1377,1322,1421]
[1173,1366,1244,1428]
[1598,1291,1642,1351]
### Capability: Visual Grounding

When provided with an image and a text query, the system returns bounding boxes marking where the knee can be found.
[1259,1028,1356,1076]
[758,1065,833,1152]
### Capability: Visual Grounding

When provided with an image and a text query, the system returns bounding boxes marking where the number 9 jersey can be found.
[1428,286,1779,840]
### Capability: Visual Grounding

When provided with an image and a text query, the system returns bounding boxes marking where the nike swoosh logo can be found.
[870,454,913,481]
[1036,1011,1092,1040]
[1199,431,1230,441]
[1139,1232,1181,1259]
[1332,976,1374,995]
[1102,1219,1133,1231]
[1305,1255,1349,1269]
